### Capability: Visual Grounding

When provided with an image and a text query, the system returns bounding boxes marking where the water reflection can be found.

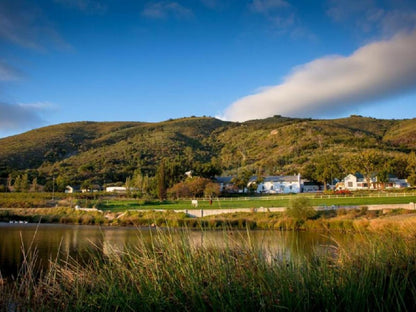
[0,223,340,278]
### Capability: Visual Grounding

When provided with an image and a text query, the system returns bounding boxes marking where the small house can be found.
[105,186,127,193]
[65,185,80,193]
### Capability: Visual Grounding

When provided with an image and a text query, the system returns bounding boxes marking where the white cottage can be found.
[343,173,372,190]
[256,174,302,194]
[341,173,409,190]
[105,186,127,193]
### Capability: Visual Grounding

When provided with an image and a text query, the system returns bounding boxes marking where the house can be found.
[216,174,321,194]
[383,176,410,189]
[255,174,302,194]
[105,186,138,193]
[340,173,409,191]
[105,186,127,193]
[65,185,80,193]
[302,181,322,193]
[81,184,102,193]
[215,176,237,193]
[342,173,374,190]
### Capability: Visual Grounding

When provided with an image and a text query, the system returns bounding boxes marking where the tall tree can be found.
[7,174,12,192]
[312,153,342,191]
[31,177,38,192]
[157,160,167,200]
[350,150,384,189]
[231,169,252,193]
[125,177,132,197]
[13,175,22,192]
[407,152,416,186]
[407,152,416,176]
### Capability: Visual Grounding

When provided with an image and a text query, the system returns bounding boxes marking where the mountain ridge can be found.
[1,115,415,190]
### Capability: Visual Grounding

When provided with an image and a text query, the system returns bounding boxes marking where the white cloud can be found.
[142,2,193,19]
[221,31,416,121]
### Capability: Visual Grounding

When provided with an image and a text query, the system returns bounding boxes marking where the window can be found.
[347,182,353,187]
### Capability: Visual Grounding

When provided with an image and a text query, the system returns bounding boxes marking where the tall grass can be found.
[1,227,416,311]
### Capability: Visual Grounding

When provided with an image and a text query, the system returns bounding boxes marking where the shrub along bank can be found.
[1,205,416,233]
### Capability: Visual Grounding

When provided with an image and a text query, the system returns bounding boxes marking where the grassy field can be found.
[1,192,415,212]
[2,225,416,311]
[100,194,416,211]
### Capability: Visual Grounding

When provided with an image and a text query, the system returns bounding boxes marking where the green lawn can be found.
[100,194,416,211]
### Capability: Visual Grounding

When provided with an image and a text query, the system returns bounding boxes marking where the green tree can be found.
[311,153,342,191]
[157,160,167,200]
[31,177,38,192]
[13,175,22,192]
[56,175,70,192]
[20,174,29,192]
[231,170,252,193]
[125,177,132,197]
[407,152,416,177]
[408,174,416,187]
[286,197,317,221]
[194,161,222,179]
[7,174,12,192]
[347,150,384,189]
[81,179,93,191]
[390,155,409,179]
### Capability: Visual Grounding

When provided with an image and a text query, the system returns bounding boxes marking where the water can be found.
[0,223,338,279]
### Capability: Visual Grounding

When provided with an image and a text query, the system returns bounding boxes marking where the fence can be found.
[181,192,416,202]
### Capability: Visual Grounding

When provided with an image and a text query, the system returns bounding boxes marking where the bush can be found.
[286,197,317,221]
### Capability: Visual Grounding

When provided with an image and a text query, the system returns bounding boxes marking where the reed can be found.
[1,225,416,311]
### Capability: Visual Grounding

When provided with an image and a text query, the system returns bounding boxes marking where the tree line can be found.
[1,150,415,197]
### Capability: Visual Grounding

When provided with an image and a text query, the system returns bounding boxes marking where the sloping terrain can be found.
[0,115,415,186]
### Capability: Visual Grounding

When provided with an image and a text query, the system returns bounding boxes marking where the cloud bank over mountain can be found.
[221,31,416,121]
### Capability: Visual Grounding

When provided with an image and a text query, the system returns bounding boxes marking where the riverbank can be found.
[1,224,416,311]
[1,206,416,232]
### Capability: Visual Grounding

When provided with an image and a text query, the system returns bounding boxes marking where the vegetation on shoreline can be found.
[1,204,416,233]
[1,225,416,311]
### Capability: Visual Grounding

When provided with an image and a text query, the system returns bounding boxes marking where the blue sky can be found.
[1,0,416,137]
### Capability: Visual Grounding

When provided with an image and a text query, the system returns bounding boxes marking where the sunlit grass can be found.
[1,226,416,311]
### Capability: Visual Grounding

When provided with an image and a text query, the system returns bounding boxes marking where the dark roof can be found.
[215,176,233,184]
[66,185,80,190]
[216,175,301,184]
[263,175,300,183]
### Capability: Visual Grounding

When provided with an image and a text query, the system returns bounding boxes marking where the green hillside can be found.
[0,115,415,190]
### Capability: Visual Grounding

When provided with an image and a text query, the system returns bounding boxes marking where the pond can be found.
[0,223,340,279]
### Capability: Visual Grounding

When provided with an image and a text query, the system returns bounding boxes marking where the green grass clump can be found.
[2,228,416,311]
